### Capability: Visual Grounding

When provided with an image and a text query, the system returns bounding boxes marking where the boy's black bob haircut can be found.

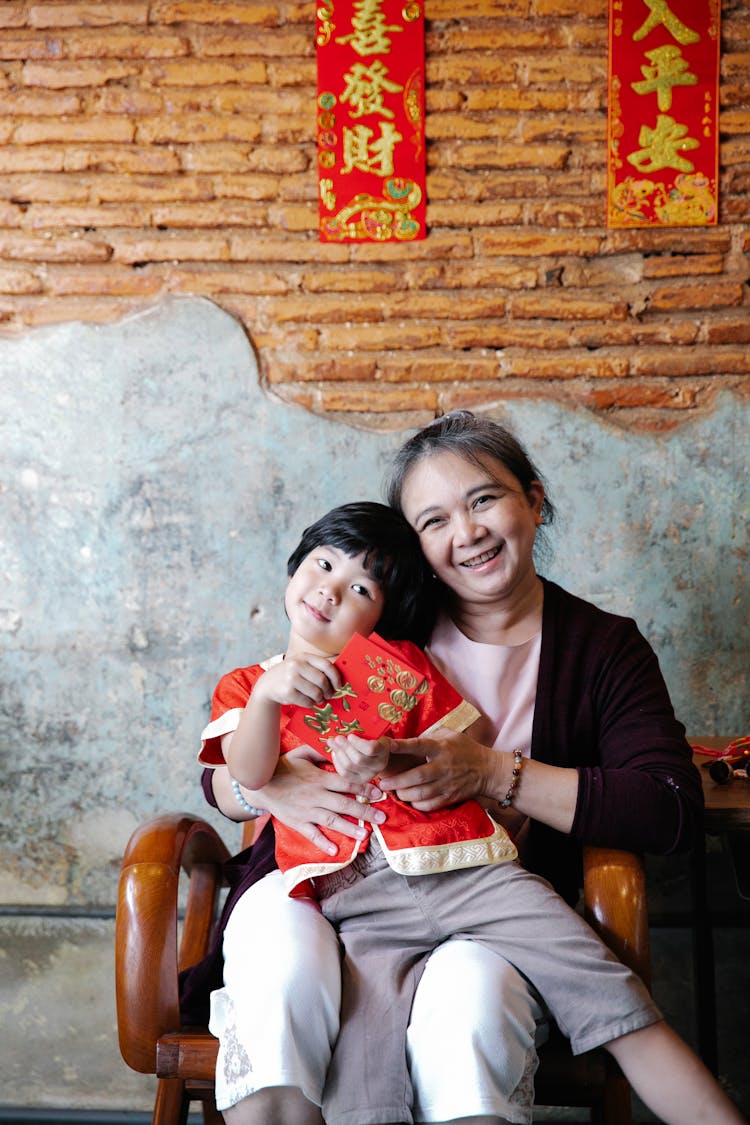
[286,501,435,647]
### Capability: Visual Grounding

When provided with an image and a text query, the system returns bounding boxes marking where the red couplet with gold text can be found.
[607,0,720,228]
[316,0,426,243]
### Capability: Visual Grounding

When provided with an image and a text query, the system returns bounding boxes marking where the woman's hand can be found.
[378,728,502,811]
[254,755,386,857]
[327,732,391,786]
[379,730,579,833]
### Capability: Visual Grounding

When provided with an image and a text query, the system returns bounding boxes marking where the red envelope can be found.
[285,631,462,756]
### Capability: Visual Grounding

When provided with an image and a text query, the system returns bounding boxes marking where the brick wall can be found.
[0,0,748,429]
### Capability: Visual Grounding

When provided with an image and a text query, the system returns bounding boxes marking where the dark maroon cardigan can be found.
[179,578,703,1023]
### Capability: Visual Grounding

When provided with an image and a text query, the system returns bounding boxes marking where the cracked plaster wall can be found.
[0,298,747,1111]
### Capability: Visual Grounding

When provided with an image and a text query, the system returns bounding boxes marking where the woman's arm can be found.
[380,615,703,855]
[208,759,387,856]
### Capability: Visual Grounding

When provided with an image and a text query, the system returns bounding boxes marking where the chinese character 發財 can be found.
[341,59,404,118]
[342,121,403,176]
[631,44,698,111]
[633,0,700,45]
[627,113,699,173]
[336,0,403,56]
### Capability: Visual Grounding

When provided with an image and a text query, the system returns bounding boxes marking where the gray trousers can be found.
[318,844,661,1125]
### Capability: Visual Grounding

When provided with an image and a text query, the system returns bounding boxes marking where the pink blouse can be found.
[427,612,541,843]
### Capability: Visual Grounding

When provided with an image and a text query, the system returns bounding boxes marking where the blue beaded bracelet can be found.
[230,777,266,818]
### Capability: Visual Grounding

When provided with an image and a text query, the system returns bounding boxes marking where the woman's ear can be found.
[527,480,545,524]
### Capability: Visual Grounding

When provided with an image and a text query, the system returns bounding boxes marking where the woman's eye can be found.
[421,516,443,530]
[473,493,496,509]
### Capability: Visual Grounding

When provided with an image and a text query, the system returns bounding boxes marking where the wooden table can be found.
[689,739,750,1073]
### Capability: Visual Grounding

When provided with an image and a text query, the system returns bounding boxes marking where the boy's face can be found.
[285,545,385,657]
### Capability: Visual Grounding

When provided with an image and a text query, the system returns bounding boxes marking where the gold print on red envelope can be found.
[316,1,426,243]
[286,632,458,754]
[607,0,720,228]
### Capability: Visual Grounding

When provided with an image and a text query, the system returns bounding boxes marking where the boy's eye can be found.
[316,557,332,571]
[352,583,372,598]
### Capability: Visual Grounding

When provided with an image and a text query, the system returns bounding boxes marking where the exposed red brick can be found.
[0,266,44,294]
[151,2,279,24]
[320,385,438,413]
[647,282,745,312]
[0,0,745,430]
[378,354,499,383]
[28,4,149,29]
[508,293,629,321]
[641,254,725,279]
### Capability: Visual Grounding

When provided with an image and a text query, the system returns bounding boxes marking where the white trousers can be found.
[210,870,545,1122]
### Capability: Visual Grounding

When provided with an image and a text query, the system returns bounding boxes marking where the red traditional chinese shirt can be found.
[200,637,517,897]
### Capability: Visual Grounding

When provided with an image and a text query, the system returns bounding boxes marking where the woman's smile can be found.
[460,544,503,569]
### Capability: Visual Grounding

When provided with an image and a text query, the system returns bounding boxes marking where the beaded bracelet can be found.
[230,777,267,818]
[500,749,524,808]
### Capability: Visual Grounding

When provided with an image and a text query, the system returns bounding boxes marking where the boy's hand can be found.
[255,654,341,709]
[328,732,391,786]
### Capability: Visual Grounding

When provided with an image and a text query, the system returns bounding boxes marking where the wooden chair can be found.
[116,813,650,1125]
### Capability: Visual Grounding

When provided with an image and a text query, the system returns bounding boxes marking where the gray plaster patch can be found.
[0,915,156,1110]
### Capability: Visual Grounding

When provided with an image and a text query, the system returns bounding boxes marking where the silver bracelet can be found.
[230,776,266,818]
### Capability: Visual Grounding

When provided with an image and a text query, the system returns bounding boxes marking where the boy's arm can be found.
[224,683,282,791]
[209,761,266,821]
[225,654,342,790]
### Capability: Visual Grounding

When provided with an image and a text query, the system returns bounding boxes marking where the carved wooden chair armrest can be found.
[115,813,231,1074]
[582,844,650,988]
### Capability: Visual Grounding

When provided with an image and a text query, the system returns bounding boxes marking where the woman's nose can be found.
[453,510,484,544]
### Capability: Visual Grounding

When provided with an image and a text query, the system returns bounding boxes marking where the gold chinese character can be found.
[632,44,697,111]
[633,0,699,45]
[627,113,699,173]
[336,0,403,56]
[341,59,403,119]
[336,718,365,735]
[319,178,336,210]
[331,682,358,710]
[342,121,403,176]
[304,702,338,734]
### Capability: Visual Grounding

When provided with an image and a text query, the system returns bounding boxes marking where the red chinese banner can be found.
[316,0,426,243]
[607,0,720,228]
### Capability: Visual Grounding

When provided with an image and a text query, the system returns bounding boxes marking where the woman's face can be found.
[399,450,544,610]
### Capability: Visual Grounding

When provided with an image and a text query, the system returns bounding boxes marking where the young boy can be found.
[200,502,742,1125]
